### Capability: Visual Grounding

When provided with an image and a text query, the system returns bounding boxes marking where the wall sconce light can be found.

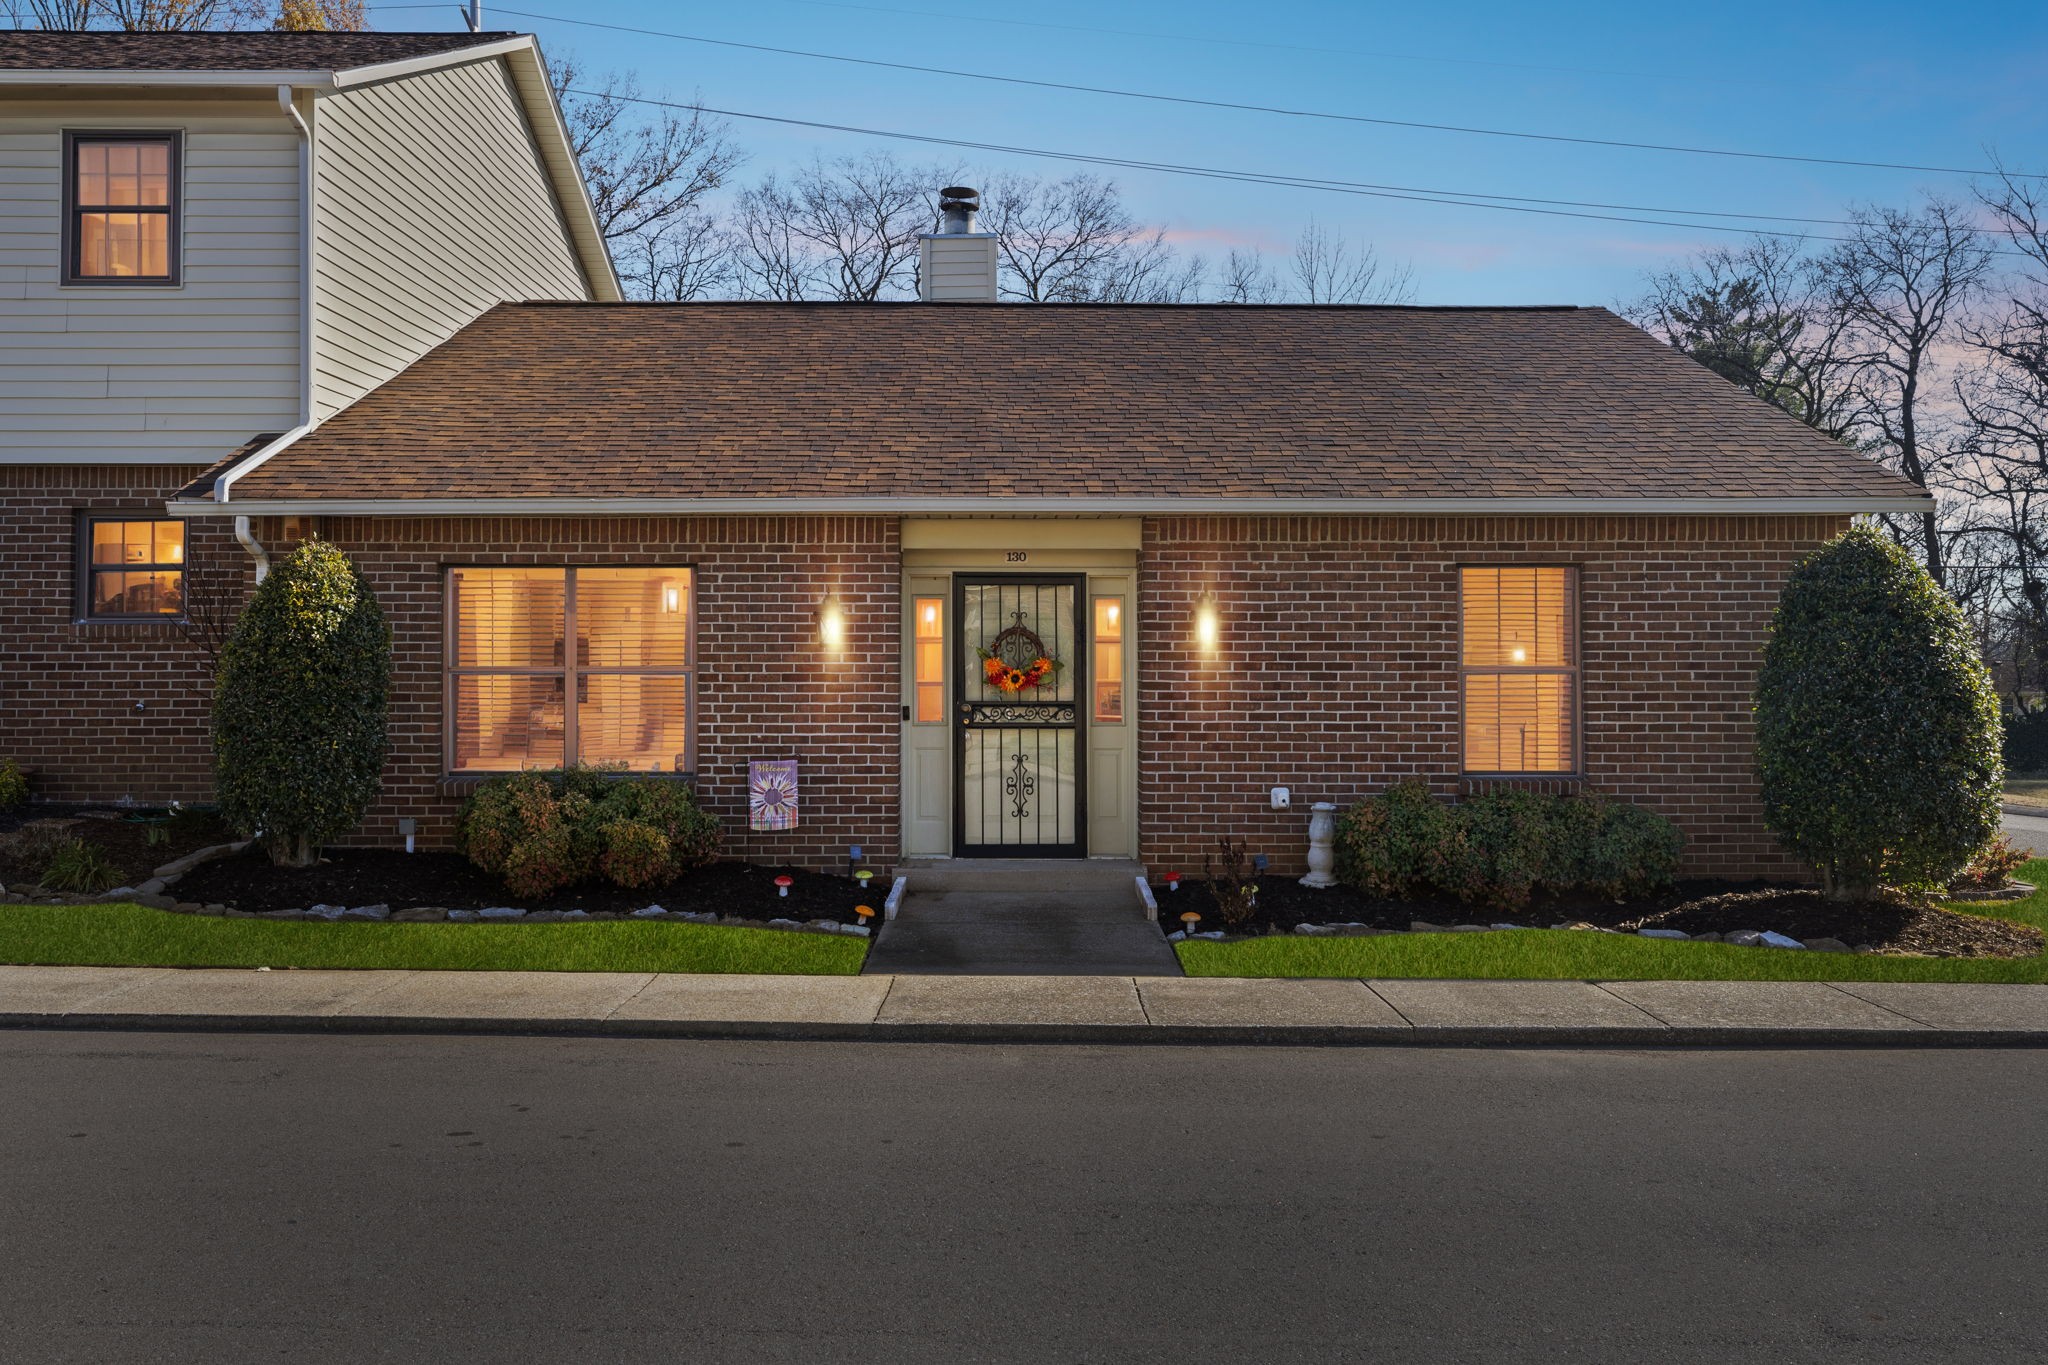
[1193,594,1220,652]
[817,598,848,650]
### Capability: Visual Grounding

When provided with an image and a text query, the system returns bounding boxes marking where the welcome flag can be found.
[748,760,800,832]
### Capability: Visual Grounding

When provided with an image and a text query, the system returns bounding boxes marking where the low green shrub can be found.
[38,837,123,894]
[458,766,722,898]
[1334,784,1682,911]
[1333,780,1459,897]
[0,759,26,811]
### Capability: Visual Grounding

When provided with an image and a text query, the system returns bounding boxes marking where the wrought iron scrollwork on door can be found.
[1005,749,1037,821]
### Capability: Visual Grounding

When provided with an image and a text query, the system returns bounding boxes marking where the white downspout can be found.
[235,515,271,584]
[217,84,318,568]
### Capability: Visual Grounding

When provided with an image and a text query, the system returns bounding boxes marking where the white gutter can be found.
[0,68,339,88]
[169,494,1938,518]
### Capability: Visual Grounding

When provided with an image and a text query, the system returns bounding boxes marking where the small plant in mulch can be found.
[1947,835,2033,895]
[0,759,26,813]
[1202,836,1260,928]
[35,837,124,894]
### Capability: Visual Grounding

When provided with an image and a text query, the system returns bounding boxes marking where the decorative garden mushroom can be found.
[774,874,794,899]
[1179,910,1201,935]
[854,869,875,890]
[854,905,875,926]
[1164,872,1181,892]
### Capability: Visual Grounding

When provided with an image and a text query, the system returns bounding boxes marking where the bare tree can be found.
[732,153,953,302]
[1822,199,1994,585]
[1290,219,1414,304]
[1214,247,1280,303]
[980,172,1199,303]
[625,210,735,302]
[1628,235,1858,440]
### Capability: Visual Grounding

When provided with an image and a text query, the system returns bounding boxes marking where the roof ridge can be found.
[499,300,1590,312]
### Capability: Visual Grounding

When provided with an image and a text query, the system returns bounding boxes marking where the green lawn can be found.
[1176,859,2048,983]
[0,903,868,975]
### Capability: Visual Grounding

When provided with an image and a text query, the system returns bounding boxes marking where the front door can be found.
[955,575,1086,857]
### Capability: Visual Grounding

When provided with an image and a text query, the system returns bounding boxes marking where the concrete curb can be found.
[7,1012,2048,1048]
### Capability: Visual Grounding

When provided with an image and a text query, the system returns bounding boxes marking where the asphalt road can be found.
[3,1033,2044,1364]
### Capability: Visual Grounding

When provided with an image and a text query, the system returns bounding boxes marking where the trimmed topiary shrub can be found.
[458,766,722,898]
[1755,526,2002,898]
[1334,784,1682,910]
[213,540,390,868]
[0,758,26,812]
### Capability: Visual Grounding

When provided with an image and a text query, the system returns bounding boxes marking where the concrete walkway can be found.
[6,965,2048,1045]
[862,859,1181,976]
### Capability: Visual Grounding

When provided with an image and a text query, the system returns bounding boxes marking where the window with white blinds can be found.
[1460,566,1578,774]
[447,567,694,774]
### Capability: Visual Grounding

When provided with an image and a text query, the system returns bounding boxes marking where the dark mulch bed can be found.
[1158,877,2043,959]
[0,805,233,888]
[173,845,874,918]
[1633,889,2044,959]
[1154,876,1758,937]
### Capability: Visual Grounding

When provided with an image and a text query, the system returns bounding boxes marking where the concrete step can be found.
[897,857,1145,894]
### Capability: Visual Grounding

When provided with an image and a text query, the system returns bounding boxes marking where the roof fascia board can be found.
[0,69,337,88]
[495,40,622,302]
[169,495,1934,518]
[325,35,533,89]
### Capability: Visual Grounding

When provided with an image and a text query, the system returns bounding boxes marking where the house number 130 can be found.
[1006,551,1028,562]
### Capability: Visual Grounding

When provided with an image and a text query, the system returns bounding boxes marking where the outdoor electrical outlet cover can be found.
[1270,787,1290,809]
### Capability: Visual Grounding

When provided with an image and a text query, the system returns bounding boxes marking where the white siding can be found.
[312,58,592,418]
[0,95,301,464]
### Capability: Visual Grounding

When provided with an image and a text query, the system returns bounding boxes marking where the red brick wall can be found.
[0,467,250,804]
[1136,514,1850,880]
[301,514,902,871]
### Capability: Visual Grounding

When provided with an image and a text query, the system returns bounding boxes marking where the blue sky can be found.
[389,0,2045,304]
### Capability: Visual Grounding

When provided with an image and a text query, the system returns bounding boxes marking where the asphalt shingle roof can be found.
[0,29,519,72]
[218,301,1927,505]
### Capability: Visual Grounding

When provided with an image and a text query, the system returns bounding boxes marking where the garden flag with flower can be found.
[748,760,800,832]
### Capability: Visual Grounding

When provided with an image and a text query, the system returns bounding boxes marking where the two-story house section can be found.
[0,30,617,804]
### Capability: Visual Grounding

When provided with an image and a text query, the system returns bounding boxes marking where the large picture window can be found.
[1460,566,1577,774]
[447,567,694,775]
[64,132,180,285]
[78,515,185,620]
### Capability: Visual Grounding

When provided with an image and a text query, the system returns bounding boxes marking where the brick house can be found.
[4,36,1930,880]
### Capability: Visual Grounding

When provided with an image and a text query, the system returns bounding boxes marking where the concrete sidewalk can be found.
[5,965,2048,1045]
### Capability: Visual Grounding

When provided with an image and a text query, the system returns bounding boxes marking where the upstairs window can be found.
[79,516,185,620]
[65,132,180,285]
[447,567,695,775]
[1461,566,1578,774]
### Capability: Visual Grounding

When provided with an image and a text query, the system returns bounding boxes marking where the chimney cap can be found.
[939,186,979,204]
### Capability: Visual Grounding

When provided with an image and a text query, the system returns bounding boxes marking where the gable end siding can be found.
[0,95,301,464]
[311,57,592,419]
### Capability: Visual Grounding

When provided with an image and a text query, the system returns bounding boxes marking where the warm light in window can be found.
[913,595,945,722]
[1105,601,1119,629]
[1509,645,1527,664]
[662,584,681,614]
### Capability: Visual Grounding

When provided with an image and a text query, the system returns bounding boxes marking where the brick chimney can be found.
[917,186,998,302]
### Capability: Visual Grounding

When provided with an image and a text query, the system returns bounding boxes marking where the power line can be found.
[494,0,1683,84]
[508,6,2041,180]
[572,88,1874,247]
